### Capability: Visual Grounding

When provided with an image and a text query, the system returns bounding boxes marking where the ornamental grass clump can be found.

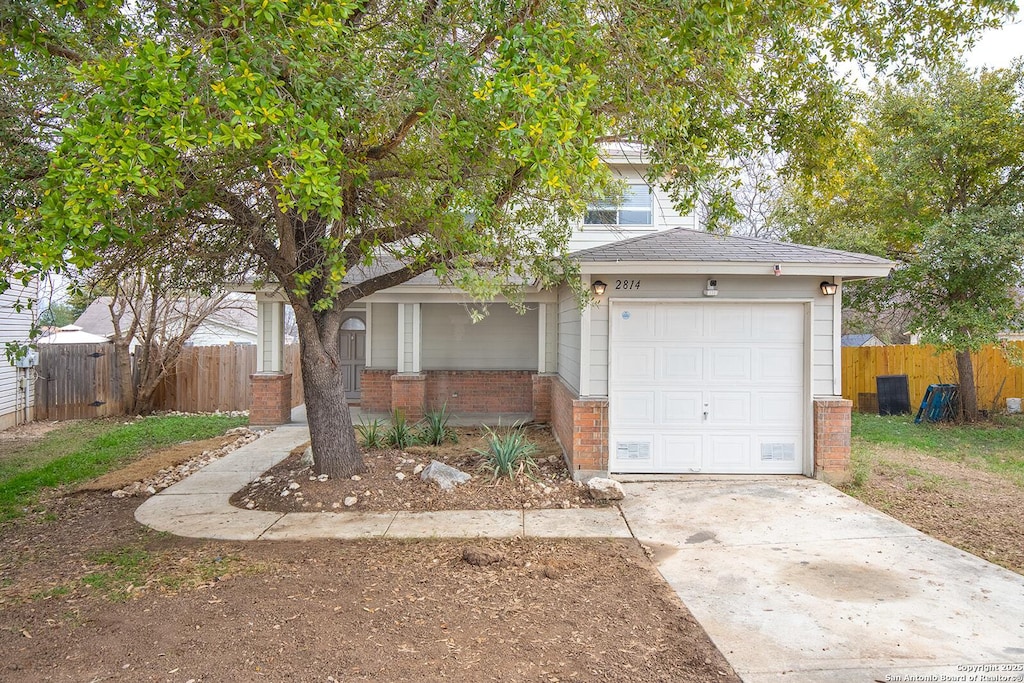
[386,410,419,449]
[475,422,538,481]
[419,404,458,446]
[355,419,387,449]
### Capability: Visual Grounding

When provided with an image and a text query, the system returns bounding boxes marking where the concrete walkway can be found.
[619,477,1024,682]
[134,421,631,541]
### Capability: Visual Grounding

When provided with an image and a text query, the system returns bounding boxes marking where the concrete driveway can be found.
[619,477,1024,682]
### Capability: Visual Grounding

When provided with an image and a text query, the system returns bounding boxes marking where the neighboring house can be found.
[249,151,894,481]
[841,333,885,347]
[74,294,258,349]
[36,324,111,345]
[0,277,38,430]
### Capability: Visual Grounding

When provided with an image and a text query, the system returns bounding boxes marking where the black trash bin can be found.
[876,374,911,416]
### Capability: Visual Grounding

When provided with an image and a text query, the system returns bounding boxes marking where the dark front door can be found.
[339,314,366,402]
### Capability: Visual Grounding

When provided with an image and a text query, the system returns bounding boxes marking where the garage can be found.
[608,300,807,474]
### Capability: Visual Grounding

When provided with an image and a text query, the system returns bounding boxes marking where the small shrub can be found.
[420,405,458,446]
[386,410,420,449]
[475,422,538,480]
[355,419,387,449]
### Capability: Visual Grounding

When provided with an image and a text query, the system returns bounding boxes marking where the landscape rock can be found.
[413,463,424,475]
[421,460,471,491]
[395,472,406,481]
[585,477,625,501]
[110,428,263,498]
[462,546,505,566]
[343,496,358,507]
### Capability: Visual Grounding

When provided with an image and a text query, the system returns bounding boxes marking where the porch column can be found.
[251,298,291,425]
[532,303,554,423]
[393,303,425,418]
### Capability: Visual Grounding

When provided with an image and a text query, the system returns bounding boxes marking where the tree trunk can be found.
[114,339,136,414]
[299,323,366,478]
[955,349,978,422]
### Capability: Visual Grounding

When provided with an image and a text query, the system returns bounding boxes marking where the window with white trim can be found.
[584,185,653,226]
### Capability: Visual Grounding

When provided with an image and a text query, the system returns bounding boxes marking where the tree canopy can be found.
[1,0,1017,469]
[780,61,1024,419]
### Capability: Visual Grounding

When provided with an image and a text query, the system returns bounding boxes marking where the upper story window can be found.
[584,185,653,226]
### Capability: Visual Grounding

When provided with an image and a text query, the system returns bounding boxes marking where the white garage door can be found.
[609,301,806,474]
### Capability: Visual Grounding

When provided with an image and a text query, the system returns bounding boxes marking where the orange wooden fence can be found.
[841,342,1024,413]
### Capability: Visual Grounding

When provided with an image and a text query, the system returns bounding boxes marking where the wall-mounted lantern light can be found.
[820,281,838,296]
[592,280,607,297]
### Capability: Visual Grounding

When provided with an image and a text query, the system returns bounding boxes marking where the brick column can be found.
[391,373,426,421]
[531,374,554,423]
[250,373,292,425]
[813,397,852,483]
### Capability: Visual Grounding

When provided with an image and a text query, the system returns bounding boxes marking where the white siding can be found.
[544,301,558,372]
[369,303,398,370]
[420,304,538,370]
[557,286,582,393]
[587,275,834,397]
[0,279,37,428]
[568,164,697,252]
[188,320,257,346]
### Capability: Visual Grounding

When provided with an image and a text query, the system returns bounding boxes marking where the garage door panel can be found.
[753,306,805,341]
[612,391,655,425]
[707,348,752,382]
[662,347,703,381]
[757,347,803,382]
[612,305,656,340]
[708,391,752,425]
[662,392,703,425]
[757,436,802,471]
[611,347,655,381]
[705,434,753,470]
[758,391,803,424]
[661,435,702,471]
[611,436,654,471]
[660,305,703,340]
[707,306,752,337]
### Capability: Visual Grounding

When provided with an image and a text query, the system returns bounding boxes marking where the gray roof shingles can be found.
[570,228,892,265]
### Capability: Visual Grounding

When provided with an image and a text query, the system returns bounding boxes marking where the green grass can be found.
[0,414,246,522]
[852,412,1024,481]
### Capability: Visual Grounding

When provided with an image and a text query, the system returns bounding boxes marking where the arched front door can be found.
[339,314,366,402]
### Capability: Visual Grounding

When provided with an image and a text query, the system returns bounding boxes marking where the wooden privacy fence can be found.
[35,343,127,420]
[841,342,1024,413]
[36,344,303,419]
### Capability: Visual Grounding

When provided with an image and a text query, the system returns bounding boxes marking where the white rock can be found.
[317,474,329,482]
[343,496,358,507]
[331,502,341,509]
[420,460,471,491]
[245,501,256,510]
[395,472,406,481]
[413,464,424,475]
[585,477,626,501]
[288,482,301,490]
[111,490,128,499]
[351,475,362,481]
[280,489,290,497]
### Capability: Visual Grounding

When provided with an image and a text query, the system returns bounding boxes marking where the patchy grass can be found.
[0,415,247,522]
[851,413,1024,483]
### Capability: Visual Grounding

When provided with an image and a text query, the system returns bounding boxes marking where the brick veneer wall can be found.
[813,397,852,483]
[550,376,608,473]
[423,370,534,413]
[360,369,552,420]
[391,374,427,421]
[250,373,292,425]
[360,369,393,412]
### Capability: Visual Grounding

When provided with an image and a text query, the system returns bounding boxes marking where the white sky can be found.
[965,11,1024,68]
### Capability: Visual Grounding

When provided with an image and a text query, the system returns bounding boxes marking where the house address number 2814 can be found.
[615,279,641,290]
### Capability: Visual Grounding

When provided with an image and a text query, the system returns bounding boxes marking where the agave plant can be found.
[474,422,538,480]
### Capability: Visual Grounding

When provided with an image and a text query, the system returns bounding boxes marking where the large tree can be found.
[782,62,1024,420]
[1,0,1016,474]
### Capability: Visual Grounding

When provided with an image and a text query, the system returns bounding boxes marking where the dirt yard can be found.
[843,443,1024,575]
[0,426,738,682]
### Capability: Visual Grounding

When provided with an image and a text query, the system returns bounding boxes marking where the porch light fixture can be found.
[820,281,838,296]
[592,280,607,296]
